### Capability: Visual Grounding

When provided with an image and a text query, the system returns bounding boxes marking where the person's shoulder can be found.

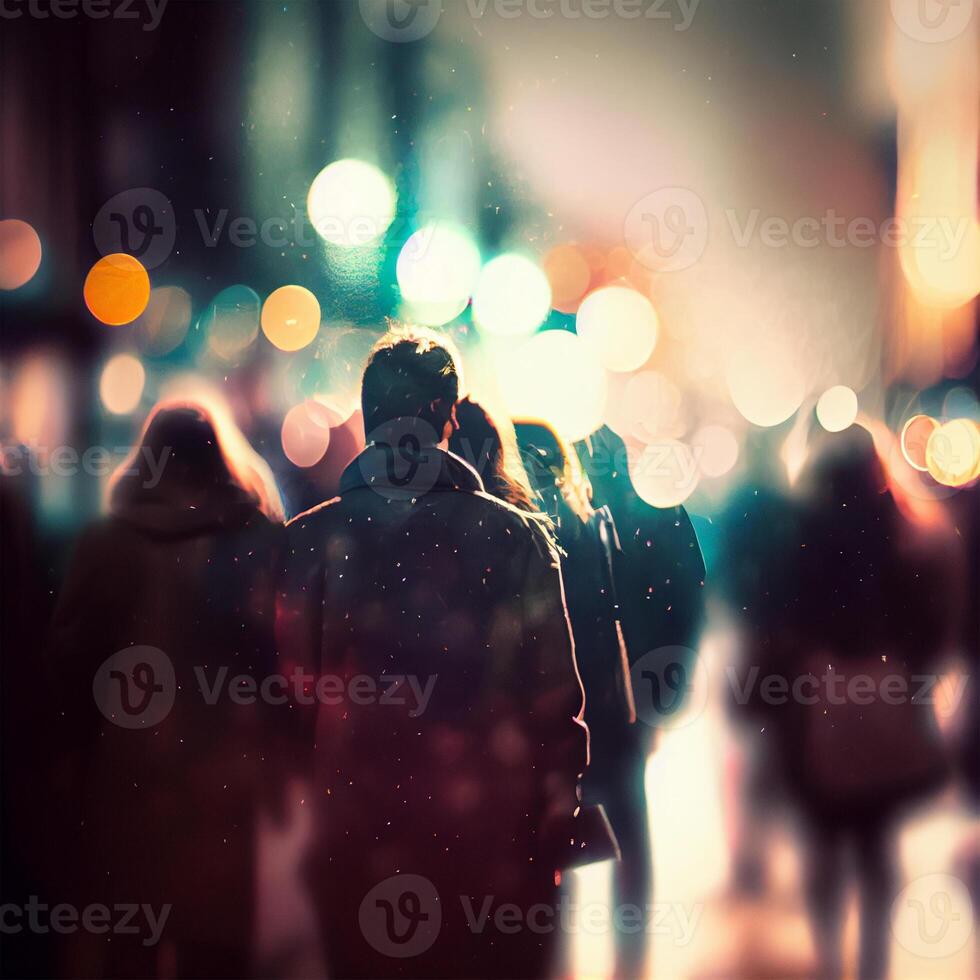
[465,489,560,565]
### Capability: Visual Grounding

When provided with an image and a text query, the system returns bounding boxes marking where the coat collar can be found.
[339,445,485,498]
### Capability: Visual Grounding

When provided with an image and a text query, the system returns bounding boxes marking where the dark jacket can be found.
[277,445,587,976]
[48,487,283,976]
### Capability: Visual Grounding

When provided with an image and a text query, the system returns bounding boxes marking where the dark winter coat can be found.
[277,445,587,977]
[47,486,283,977]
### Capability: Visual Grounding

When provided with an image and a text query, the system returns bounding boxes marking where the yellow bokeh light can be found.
[99,354,146,415]
[576,286,659,374]
[473,254,552,338]
[261,285,321,352]
[307,159,396,248]
[726,341,805,428]
[0,219,42,290]
[281,400,333,468]
[816,385,859,433]
[629,438,699,508]
[900,414,938,472]
[84,253,151,326]
[396,222,481,326]
[925,418,980,488]
[498,329,606,442]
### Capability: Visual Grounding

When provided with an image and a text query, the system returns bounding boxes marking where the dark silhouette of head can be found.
[361,331,460,445]
[109,397,284,521]
[515,420,592,523]
[450,397,535,511]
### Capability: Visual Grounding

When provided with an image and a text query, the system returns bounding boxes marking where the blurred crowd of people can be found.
[0,329,976,980]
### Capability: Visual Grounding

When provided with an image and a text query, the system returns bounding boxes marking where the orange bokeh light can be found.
[0,219,42,290]
[543,244,591,313]
[84,253,151,326]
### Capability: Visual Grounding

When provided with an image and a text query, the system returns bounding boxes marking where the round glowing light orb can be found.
[630,439,699,508]
[816,385,859,433]
[135,286,192,356]
[307,159,396,248]
[396,222,481,326]
[943,386,980,423]
[99,354,146,415]
[281,400,333,468]
[900,414,938,472]
[693,424,739,478]
[0,219,42,290]
[925,419,980,488]
[576,286,659,373]
[605,370,683,442]
[499,329,606,442]
[84,253,151,326]
[261,285,321,352]
[543,244,591,313]
[726,342,805,428]
[472,254,552,338]
[203,285,261,360]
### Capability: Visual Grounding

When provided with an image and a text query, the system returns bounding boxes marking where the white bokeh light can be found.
[307,159,396,248]
[396,222,481,325]
[473,254,552,338]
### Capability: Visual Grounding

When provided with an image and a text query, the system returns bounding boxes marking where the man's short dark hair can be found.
[361,329,461,439]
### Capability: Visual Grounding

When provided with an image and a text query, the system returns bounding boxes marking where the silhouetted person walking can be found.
[575,425,706,978]
[278,332,587,979]
[48,399,285,979]
[773,426,953,980]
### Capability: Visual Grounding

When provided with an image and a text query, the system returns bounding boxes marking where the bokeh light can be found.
[83,253,151,326]
[307,158,396,248]
[135,286,192,356]
[576,286,658,373]
[693,424,739,478]
[630,438,699,508]
[99,354,146,415]
[943,386,980,422]
[543,244,591,313]
[498,329,606,442]
[816,385,859,433]
[900,414,938,472]
[726,341,805,428]
[396,222,481,326]
[605,370,683,442]
[472,254,552,338]
[202,285,261,361]
[261,285,321,352]
[281,399,333,468]
[925,419,980,488]
[0,219,42,290]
